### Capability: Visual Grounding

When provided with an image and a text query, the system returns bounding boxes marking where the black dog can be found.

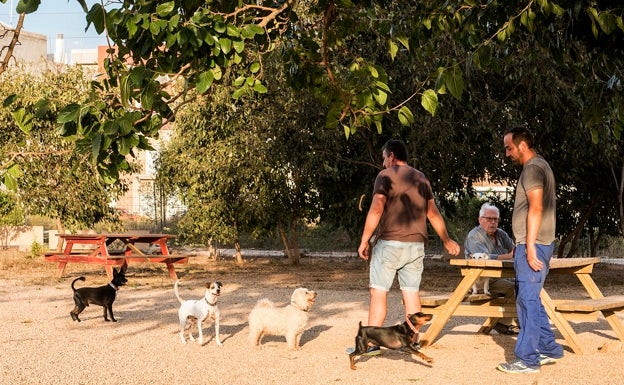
[70,268,127,322]
[349,312,433,370]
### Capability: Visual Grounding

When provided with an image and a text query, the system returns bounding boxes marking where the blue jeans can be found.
[513,243,563,367]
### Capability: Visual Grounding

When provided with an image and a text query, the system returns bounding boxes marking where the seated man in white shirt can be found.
[464,202,518,335]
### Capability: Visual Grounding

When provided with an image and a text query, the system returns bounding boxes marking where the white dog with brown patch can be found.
[469,253,490,295]
[248,287,317,350]
[174,280,223,346]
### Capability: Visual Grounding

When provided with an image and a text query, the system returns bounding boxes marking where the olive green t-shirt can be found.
[511,156,556,245]
[373,165,433,243]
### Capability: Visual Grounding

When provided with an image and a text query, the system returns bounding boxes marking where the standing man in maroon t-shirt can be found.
[358,139,460,354]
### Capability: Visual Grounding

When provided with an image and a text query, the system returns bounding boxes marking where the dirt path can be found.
[1,253,623,384]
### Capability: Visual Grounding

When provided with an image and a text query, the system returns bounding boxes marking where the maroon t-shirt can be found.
[373,165,433,243]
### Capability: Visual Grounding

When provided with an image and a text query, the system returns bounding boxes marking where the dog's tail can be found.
[174,279,184,304]
[255,298,274,308]
[71,276,85,292]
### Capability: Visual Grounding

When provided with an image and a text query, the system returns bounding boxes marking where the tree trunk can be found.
[278,224,293,260]
[557,196,599,257]
[288,219,301,265]
[614,162,624,235]
[279,221,301,265]
[233,241,244,266]
[55,218,65,251]
[589,227,602,258]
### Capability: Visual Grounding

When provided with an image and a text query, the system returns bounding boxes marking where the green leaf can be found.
[3,94,18,107]
[226,24,240,37]
[421,89,438,116]
[212,65,223,81]
[248,24,264,35]
[196,71,215,94]
[232,87,246,99]
[219,37,232,54]
[250,62,261,74]
[12,108,33,134]
[398,106,414,126]
[233,39,245,53]
[373,89,388,106]
[253,81,267,93]
[3,164,21,192]
[16,0,41,14]
[396,35,409,50]
[233,76,246,87]
[156,1,175,17]
[445,67,465,101]
[92,133,102,162]
[388,40,398,60]
[374,120,382,134]
[57,104,81,123]
[86,3,106,34]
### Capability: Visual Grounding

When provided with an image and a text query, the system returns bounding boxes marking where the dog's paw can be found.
[483,291,491,296]
[216,341,223,347]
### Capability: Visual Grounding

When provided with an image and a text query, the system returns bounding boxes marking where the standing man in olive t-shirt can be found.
[497,127,563,374]
[358,139,460,348]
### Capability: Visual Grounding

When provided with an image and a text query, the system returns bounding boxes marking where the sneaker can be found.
[493,323,518,335]
[497,360,539,373]
[363,346,382,356]
[539,354,562,365]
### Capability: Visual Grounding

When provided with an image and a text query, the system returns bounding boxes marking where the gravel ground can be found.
[1,254,623,385]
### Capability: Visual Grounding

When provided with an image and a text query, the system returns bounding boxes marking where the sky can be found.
[0,0,108,61]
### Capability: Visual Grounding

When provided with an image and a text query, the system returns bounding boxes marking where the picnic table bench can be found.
[44,233,188,280]
[419,257,624,355]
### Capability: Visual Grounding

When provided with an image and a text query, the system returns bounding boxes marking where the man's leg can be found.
[368,287,388,326]
[513,245,543,367]
[401,289,422,316]
[490,278,517,329]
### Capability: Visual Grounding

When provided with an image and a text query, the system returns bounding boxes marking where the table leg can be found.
[420,268,483,347]
[602,310,624,342]
[540,289,587,355]
[165,263,178,280]
[56,262,67,278]
[575,273,605,298]
[105,265,114,280]
[478,317,501,334]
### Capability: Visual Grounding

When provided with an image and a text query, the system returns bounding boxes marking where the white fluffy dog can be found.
[248,287,317,350]
[174,280,223,346]
[469,253,490,295]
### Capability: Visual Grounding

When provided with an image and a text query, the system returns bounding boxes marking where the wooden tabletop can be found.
[450,257,600,269]
[58,233,176,239]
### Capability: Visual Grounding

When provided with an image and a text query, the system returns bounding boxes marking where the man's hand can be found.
[444,239,461,256]
[526,245,543,271]
[358,241,370,261]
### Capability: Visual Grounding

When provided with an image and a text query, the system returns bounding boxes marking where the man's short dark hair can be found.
[382,139,408,161]
[504,126,534,149]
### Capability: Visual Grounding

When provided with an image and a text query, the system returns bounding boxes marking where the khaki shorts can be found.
[370,240,425,292]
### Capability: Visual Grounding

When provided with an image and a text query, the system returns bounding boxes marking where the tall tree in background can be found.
[0,65,127,231]
[2,0,623,254]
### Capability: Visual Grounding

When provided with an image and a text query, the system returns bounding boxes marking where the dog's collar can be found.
[290,302,308,312]
[109,282,119,291]
[406,315,420,343]
[205,297,218,306]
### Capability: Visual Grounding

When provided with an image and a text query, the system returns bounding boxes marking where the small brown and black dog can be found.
[349,312,433,370]
[70,268,127,322]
